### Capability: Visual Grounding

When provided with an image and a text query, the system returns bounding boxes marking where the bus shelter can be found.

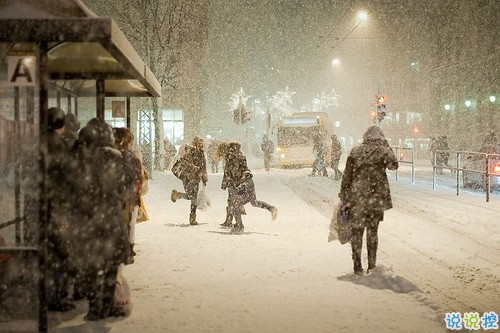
[0,0,161,331]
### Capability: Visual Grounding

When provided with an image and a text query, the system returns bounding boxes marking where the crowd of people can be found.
[37,114,498,321]
[41,108,147,320]
[170,137,277,233]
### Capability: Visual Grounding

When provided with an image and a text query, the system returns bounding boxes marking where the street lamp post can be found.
[413,127,419,159]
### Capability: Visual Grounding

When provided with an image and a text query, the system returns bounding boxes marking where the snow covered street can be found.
[44,159,499,333]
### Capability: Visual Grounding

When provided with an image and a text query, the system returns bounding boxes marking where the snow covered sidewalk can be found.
[48,168,446,333]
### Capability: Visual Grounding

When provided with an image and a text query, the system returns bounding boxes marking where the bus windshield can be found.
[277,126,319,147]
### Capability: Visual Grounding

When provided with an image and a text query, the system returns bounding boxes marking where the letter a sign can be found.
[7,56,36,86]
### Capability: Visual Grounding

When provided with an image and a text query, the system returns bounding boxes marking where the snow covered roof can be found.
[0,0,161,97]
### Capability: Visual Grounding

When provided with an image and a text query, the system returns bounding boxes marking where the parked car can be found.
[462,153,500,192]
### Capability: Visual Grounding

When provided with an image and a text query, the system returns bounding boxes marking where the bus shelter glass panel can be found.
[0,43,41,328]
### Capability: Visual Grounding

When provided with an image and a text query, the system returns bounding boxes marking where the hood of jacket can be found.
[362,125,386,144]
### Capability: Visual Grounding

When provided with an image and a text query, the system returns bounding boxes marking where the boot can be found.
[270,206,278,221]
[220,206,233,227]
[353,261,363,275]
[189,212,198,225]
[171,189,180,203]
[231,223,244,234]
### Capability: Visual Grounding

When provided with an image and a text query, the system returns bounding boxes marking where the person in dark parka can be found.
[67,118,131,320]
[261,135,274,172]
[171,136,208,225]
[339,125,399,275]
[45,107,75,312]
[330,133,343,180]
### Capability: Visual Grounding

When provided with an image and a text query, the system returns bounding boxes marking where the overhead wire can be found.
[326,9,372,57]
[313,0,354,58]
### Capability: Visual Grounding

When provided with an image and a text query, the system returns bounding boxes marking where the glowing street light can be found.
[465,100,472,107]
[444,104,451,111]
[490,95,496,103]
[358,11,368,22]
[332,58,340,67]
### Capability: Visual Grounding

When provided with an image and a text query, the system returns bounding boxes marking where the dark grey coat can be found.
[339,125,399,228]
[67,119,129,272]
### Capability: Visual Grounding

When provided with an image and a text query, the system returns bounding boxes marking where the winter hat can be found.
[47,107,65,131]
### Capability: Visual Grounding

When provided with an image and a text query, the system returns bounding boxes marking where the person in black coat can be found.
[60,112,80,149]
[220,142,277,233]
[260,135,274,172]
[311,135,328,177]
[45,107,75,312]
[339,125,398,275]
[171,136,208,225]
[67,118,131,320]
[330,134,343,180]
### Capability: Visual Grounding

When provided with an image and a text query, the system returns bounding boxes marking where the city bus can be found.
[276,112,333,168]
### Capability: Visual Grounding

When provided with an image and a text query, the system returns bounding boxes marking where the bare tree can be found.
[84,0,188,171]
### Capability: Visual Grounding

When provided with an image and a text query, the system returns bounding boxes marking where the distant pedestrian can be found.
[220,141,277,233]
[480,130,497,153]
[339,125,399,275]
[261,135,274,171]
[171,136,208,225]
[437,135,453,173]
[330,134,343,180]
[311,135,328,177]
[207,139,221,173]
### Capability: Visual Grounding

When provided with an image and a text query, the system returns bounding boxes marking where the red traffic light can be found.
[377,95,386,105]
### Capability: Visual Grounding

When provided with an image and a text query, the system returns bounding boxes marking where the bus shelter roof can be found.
[0,0,161,98]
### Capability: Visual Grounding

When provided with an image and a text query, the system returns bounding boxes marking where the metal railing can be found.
[431,150,499,202]
[393,146,415,184]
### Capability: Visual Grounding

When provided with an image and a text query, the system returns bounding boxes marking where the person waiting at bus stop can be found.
[45,107,75,312]
[67,118,131,320]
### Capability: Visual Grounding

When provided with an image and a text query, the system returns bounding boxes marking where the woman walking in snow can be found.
[339,125,398,275]
[220,141,277,233]
[170,136,208,225]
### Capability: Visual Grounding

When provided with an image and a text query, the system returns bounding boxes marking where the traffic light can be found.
[233,106,251,125]
[376,95,387,122]
[376,95,386,106]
